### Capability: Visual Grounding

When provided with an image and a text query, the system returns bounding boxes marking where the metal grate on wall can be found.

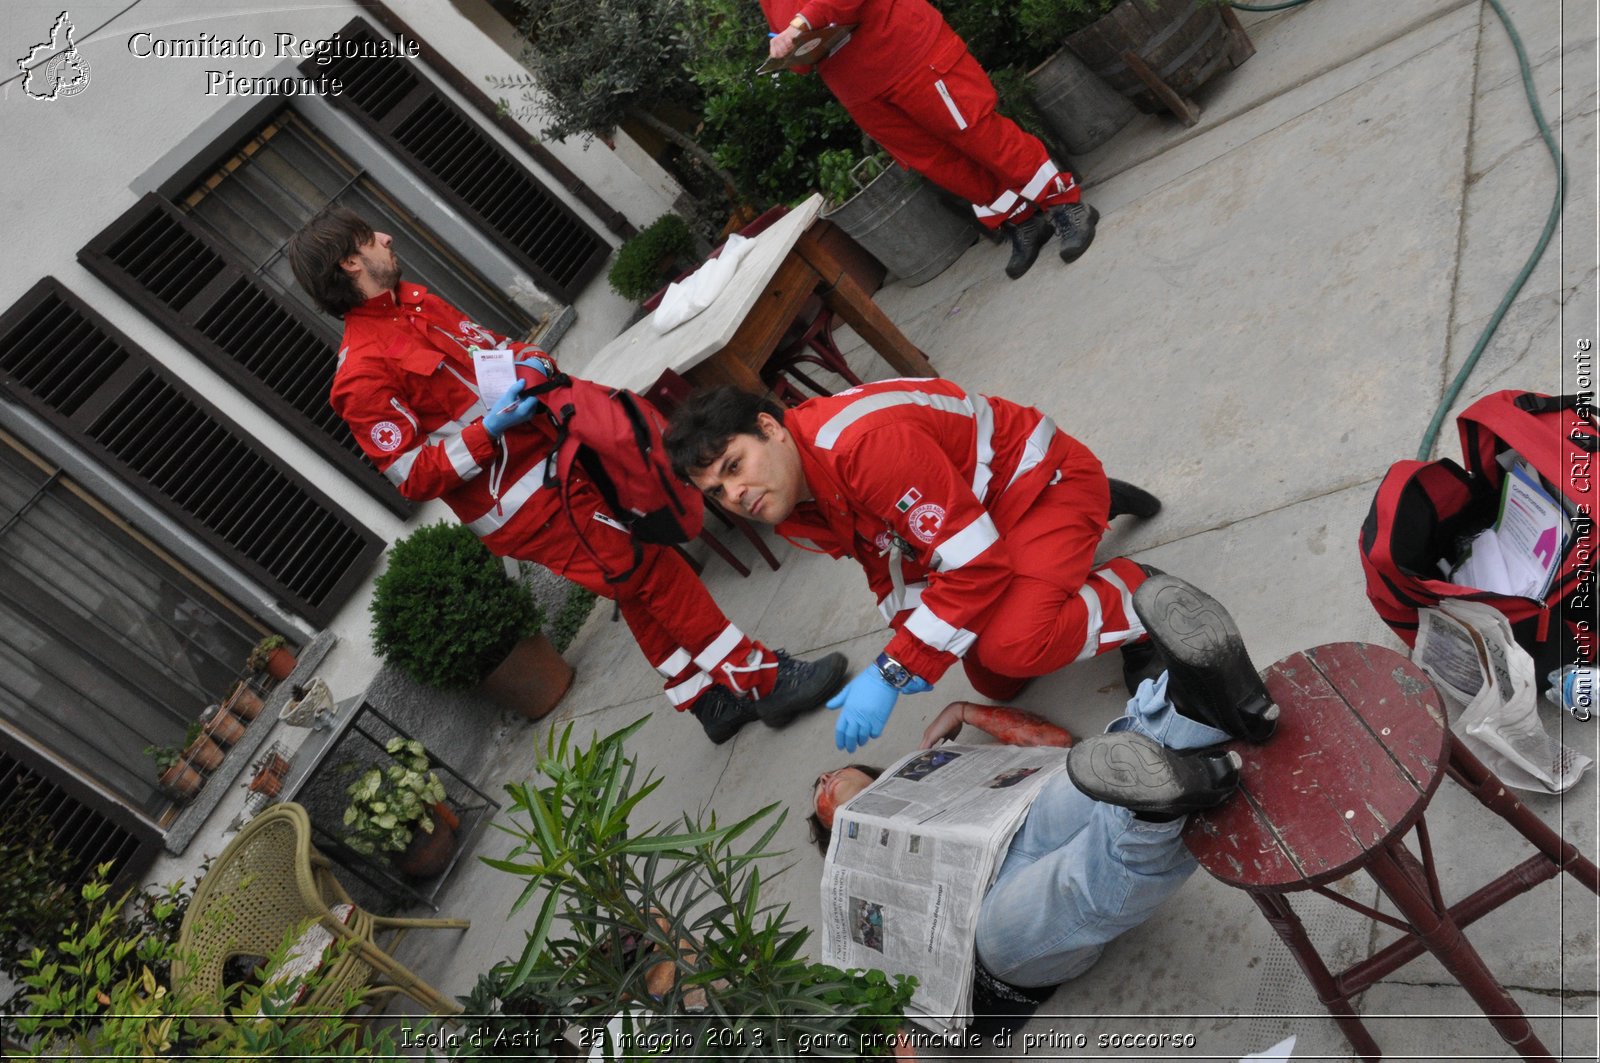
[79,194,408,516]
[0,279,384,626]
[309,18,610,302]
[0,743,160,896]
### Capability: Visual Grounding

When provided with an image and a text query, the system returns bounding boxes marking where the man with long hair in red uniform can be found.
[289,207,846,744]
[763,0,1096,279]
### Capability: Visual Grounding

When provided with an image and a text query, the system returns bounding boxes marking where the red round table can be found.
[1184,642,1598,1062]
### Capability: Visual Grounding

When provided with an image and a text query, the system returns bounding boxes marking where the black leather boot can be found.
[1108,478,1161,519]
[1133,574,1279,742]
[1003,213,1052,279]
[1049,201,1099,263]
[1067,732,1241,816]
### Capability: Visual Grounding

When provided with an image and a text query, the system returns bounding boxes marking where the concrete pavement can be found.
[392,1,1598,1058]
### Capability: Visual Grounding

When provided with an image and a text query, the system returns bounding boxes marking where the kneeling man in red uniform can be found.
[666,380,1162,752]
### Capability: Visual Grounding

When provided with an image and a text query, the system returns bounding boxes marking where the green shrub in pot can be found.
[369,521,544,691]
[606,212,698,301]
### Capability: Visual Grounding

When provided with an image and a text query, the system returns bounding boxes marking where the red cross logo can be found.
[907,502,946,544]
[370,420,403,452]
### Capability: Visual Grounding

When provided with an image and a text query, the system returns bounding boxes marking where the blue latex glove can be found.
[515,356,550,380]
[483,378,540,437]
[827,667,929,752]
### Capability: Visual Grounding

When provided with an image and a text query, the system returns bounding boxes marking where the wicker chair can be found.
[171,802,468,1018]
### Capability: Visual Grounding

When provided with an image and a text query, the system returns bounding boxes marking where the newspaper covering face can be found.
[819,742,1066,1035]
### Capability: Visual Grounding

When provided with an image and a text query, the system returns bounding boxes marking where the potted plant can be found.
[224,679,265,722]
[202,704,246,748]
[370,522,574,720]
[474,718,916,1055]
[182,721,224,774]
[145,743,203,799]
[247,634,298,681]
[606,213,700,303]
[342,737,460,878]
[1020,0,1252,124]
[817,147,976,288]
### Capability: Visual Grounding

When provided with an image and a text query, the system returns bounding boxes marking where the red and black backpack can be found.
[528,372,704,583]
[1359,390,1597,687]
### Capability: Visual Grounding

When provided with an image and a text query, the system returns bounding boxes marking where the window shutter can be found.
[77,194,409,517]
[0,280,383,626]
[309,18,611,303]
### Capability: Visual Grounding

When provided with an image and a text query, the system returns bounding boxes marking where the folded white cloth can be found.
[651,234,755,333]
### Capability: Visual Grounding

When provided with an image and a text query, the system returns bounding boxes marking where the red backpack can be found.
[1359,390,1597,686]
[528,372,704,583]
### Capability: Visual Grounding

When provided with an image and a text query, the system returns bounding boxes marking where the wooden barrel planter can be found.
[1065,0,1253,124]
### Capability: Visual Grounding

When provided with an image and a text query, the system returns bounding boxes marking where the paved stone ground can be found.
[381,2,1598,1059]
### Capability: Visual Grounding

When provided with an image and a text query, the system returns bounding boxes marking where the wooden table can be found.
[579,194,935,395]
[1184,643,1598,1061]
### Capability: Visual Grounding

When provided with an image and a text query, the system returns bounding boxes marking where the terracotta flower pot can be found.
[479,633,575,721]
[227,685,265,721]
[184,734,225,773]
[393,801,460,879]
[205,711,247,748]
[248,761,284,798]
[158,760,204,799]
[264,646,297,682]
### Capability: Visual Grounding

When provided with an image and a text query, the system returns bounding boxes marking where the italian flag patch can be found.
[895,488,922,513]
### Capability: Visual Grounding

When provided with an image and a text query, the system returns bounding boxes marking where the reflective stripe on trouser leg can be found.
[1071,558,1148,661]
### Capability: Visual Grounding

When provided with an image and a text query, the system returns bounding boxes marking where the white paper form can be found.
[471,347,519,410]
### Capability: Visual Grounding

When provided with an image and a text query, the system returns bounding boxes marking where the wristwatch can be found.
[875,652,915,690]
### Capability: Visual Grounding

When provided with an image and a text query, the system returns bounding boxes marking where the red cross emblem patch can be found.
[370,420,403,452]
[907,502,946,544]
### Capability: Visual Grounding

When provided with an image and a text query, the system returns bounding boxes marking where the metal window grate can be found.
[312,19,609,301]
[79,194,408,516]
[0,280,383,625]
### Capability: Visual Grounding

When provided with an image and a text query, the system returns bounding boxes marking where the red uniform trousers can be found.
[488,481,777,711]
[939,462,1147,697]
[847,44,1081,229]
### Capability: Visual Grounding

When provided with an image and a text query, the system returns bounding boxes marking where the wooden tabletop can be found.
[1184,642,1450,890]
[577,196,825,394]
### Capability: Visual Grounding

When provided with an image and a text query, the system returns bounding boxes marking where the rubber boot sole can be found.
[1067,732,1240,815]
[1133,574,1279,742]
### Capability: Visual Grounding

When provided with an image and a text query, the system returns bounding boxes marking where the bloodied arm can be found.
[918,701,1072,749]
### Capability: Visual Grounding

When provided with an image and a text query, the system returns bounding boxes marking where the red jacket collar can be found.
[777,432,861,549]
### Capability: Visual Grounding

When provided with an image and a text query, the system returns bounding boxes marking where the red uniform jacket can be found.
[329,284,558,555]
[760,0,961,106]
[776,379,1102,682]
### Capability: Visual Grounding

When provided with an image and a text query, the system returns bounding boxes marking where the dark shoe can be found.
[691,686,760,745]
[1049,202,1099,263]
[967,957,1057,1042]
[1003,214,1052,279]
[757,650,848,728]
[1133,574,1279,742]
[1067,732,1241,816]
[1108,478,1161,520]
[1119,638,1162,695]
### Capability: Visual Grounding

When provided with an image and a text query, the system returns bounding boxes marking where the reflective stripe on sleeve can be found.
[930,514,999,572]
[813,390,972,449]
[877,580,928,623]
[970,397,996,500]
[1003,414,1057,493]
[904,605,977,657]
[444,434,480,480]
[384,447,421,486]
[465,456,552,537]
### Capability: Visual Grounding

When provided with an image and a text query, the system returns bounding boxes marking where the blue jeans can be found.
[973,673,1229,987]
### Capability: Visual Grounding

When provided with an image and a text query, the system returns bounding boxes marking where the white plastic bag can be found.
[650,234,755,333]
[1413,600,1592,792]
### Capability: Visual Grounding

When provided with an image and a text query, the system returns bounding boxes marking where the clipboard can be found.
[755,24,855,75]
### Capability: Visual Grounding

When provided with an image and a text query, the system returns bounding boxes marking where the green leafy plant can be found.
[370,521,544,690]
[476,718,916,1058]
[11,873,396,1058]
[341,737,449,857]
[817,148,892,207]
[246,634,287,673]
[606,212,699,301]
[1017,0,1124,44]
[144,743,183,774]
